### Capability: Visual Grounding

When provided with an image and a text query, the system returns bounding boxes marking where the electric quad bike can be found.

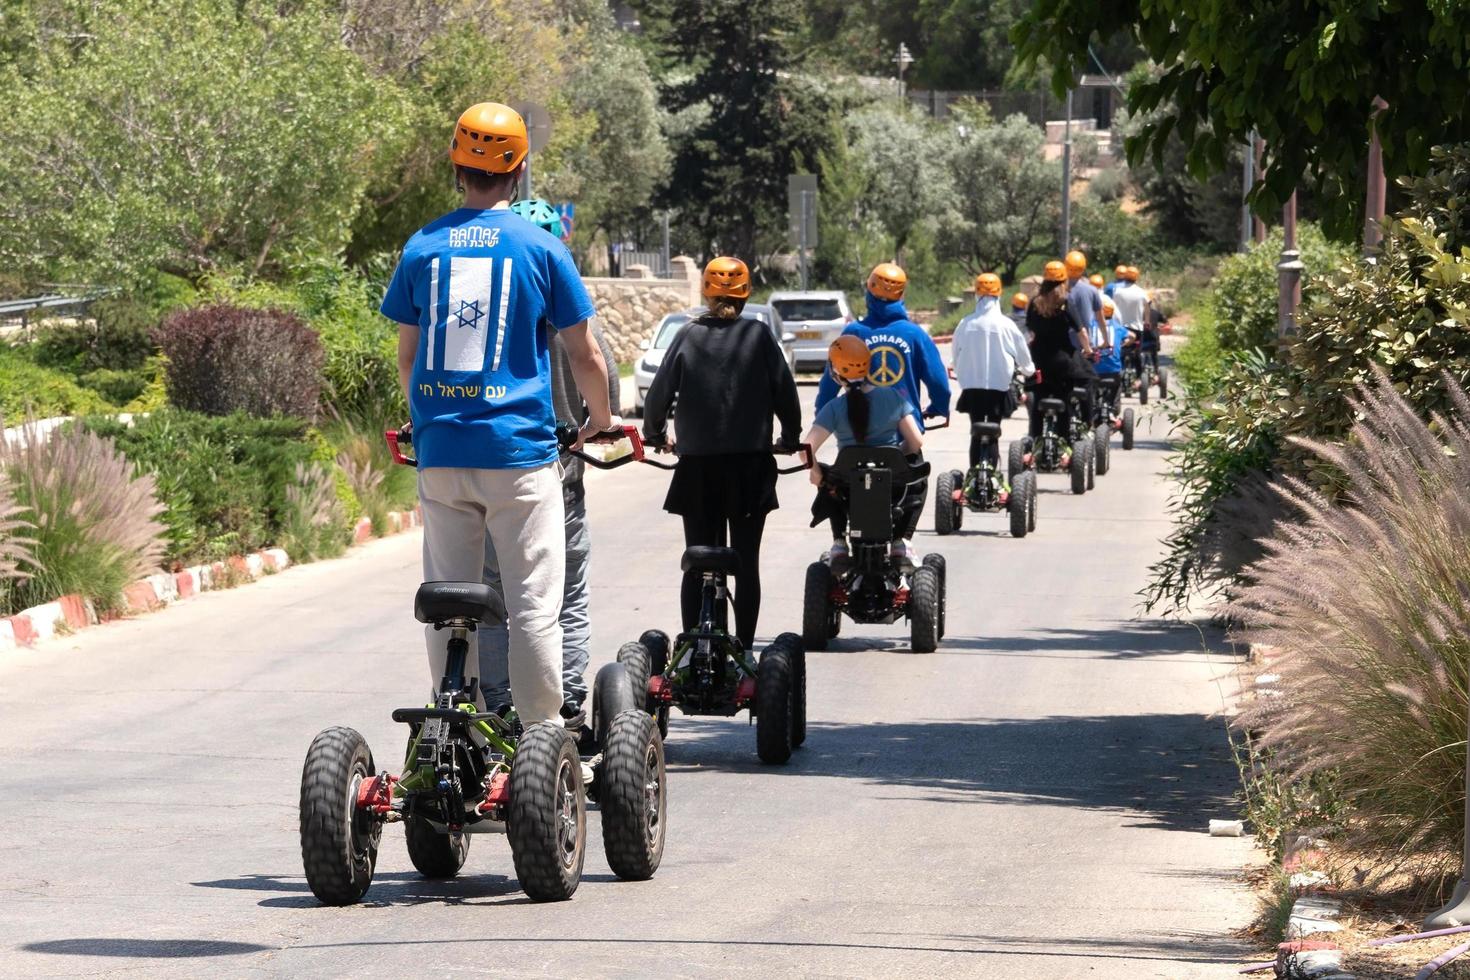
[1011,395,1091,495]
[802,446,947,655]
[300,426,667,907]
[1096,374,1136,454]
[935,421,1036,538]
[1066,385,1101,489]
[1121,330,1168,404]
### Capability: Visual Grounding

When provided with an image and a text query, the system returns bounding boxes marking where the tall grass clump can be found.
[1233,369,1470,862]
[0,472,38,594]
[0,422,165,614]
[280,462,347,561]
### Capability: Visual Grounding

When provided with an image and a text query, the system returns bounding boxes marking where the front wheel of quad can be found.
[405,815,469,879]
[508,723,585,902]
[909,564,941,654]
[299,726,380,906]
[1016,470,1038,533]
[1007,440,1027,480]
[600,710,666,881]
[770,631,808,748]
[756,641,797,764]
[1069,445,1088,495]
[615,642,652,704]
[935,470,957,535]
[922,554,947,639]
[1008,474,1029,538]
[1138,378,1149,405]
[1084,439,1096,490]
[1157,366,1169,399]
[802,561,833,651]
[1094,423,1111,476]
[592,661,638,780]
[1121,408,1135,450]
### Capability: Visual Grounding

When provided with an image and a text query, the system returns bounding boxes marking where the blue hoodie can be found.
[815,293,952,429]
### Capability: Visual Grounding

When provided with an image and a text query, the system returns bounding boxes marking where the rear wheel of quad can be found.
[1093,423,1110,476]
[802,561,833,651]
[405,815,469,879]
[1016,470,1038,532]
[1122,408,1135,450]
[615,642,652,703]
[934,470,957,535]
[756,641,797,764]
[638,630,672,739]
[771,631,807,747]
[508,723,585,902]
[591,661,638,792]
[1008,440,1027,480]
[599,710,666,881]
[1069,445,1088,495]
[909,564,941,653]
[1084,439,1096,490]
[949,470,965,530]
[1008,475,1029,538]
[922,554,947,639]
[299,726,380,906]
[1157,366,1169,399]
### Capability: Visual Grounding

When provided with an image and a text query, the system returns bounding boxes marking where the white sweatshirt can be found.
[950,297,1036,391]
[1112,282,1149,331]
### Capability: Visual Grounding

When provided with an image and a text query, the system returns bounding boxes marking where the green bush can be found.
[32,298,157,373]
[1172,299,1225,398]
[1088,166,1129,204]
[0,424,165,615]
[1211,224,1353,351]
[80,410,336,565]
[0,348,112,417]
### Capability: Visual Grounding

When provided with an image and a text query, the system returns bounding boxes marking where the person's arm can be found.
[1094,293,1110,347]
[949,319,968,383]
[803,424,832,485]
[642,329,683,449]
[559,321,615,444]
[1005,321,1035,377]
[396,323,419,407]
[916,332,952,417]
[897,413,923,455]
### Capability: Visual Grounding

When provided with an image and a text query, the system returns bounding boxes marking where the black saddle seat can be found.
[414,581,507,625]
[971,421,1002,440]
[1038,397,1066,414]
[1070,386,1090,400]
[681,546,741,577]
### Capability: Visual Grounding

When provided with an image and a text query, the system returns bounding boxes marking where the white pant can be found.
[418,464,565,726]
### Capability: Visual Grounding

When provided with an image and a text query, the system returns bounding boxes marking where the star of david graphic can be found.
[452,298,483,331]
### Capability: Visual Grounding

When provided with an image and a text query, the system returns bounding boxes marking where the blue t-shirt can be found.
[814,385,912,448]
[381,208,595,470]
[1091,316,1125,374]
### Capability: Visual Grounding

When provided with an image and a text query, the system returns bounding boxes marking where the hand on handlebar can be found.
[574,414,624,452]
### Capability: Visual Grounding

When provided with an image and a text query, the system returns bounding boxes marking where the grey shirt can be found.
[1066,279,1105,347]
[550,319,620,489]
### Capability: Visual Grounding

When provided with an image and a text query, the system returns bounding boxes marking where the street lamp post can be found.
[1241,130,1256,253]
[1060,88,1073,254]
[895,43,914,104]
[1277,192,1302,337]
[1364,96,1389,256]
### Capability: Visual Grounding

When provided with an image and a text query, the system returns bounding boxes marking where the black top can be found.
[1027,302,1090,381]
[643,314,803,455]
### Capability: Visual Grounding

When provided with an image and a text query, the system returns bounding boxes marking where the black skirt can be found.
[663,452,779,522]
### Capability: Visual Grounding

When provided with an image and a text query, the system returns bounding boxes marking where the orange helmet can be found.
[1102,298,1115,317]
[867,262,907,301]
[1122,265,1140,282]
[1043,260,1067,282]
[1088,273,1105,288]
[828,335,871,383]
[1064,250,1087,275]
[702,256,751,300]
[1114,264,1127,279]
[1011,292,1029,310]
[975,272,1002,297]
[450,102,529,174]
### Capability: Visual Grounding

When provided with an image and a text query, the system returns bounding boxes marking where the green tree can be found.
[849,101,953,264]
[1014,0,1470,239]
[936,104,1059,281]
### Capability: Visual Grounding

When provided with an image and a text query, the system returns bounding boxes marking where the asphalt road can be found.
[0,375,1255,979]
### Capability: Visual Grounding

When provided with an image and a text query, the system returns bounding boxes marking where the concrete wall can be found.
[583,256,701,366]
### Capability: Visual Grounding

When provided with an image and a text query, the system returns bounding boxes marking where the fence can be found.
[0,293,110,340]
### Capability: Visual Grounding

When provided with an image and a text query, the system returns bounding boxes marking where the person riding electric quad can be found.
[814,262,950,560]
[1104,263,1127,299]
[478,197,619,744]
[1063,249,1104,431]
[951,273,1034,474]
[1112,265,1153,393]
[1022,260,1096,489]
[1009,291,1029,331]
[641,256,803,652]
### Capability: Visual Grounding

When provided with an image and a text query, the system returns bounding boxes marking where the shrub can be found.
[1088,166,1129,204]
[280,462,347,561]
[0,422,165,614]
[154,304,323,418]
[80,410,323,565]
[32,298,157,373]
[1233,370,1470,862]
[1172,298,1225,398]
[1211,224,1353,351]
[0,472,37,587]
[0,348,112,417]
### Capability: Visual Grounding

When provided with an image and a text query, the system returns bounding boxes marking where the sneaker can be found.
[826,540,849,561]
[579,761,595,787]
[560,699,588,731]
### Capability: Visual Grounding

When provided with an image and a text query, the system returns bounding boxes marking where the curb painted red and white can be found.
[1,506,423,653]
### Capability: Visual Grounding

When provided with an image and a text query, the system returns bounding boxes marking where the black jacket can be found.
[643,313,802,455]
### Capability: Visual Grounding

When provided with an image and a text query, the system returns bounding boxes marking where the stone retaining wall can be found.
[584,256,701,366]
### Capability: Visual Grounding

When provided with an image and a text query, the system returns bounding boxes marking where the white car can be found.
[631,304,795,417]
[767,290,853,372]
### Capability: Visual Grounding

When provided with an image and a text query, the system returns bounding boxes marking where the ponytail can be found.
[846,384,871,444]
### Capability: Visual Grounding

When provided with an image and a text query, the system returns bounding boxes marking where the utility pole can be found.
[895,43,914,104]
[1277,193,1302,337]
[1253,135,1267,243]
[661,210,671,278]
[798,190,812,291]
[1060,87,1073,255]
[1241,130,1256,252]
[1364,96,1389,256]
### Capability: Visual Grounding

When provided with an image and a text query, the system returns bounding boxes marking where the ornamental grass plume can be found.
[0,470,38,587]
[281,462,346,562]
[1232,367,1470,861]
[0,420,165,615]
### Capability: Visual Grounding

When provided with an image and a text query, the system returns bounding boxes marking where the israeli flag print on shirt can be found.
[380,207,596,471]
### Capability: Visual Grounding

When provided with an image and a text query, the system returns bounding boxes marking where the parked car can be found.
[631,304,795,417]
[767,290,853,373]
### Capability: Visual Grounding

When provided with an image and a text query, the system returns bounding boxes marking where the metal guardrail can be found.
[0,292,111,336]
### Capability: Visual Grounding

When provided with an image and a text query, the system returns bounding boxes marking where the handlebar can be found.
[773,443,815,474]
[922,415,951,430]
[386,426,416,467]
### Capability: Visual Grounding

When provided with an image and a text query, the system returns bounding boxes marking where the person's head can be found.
[975,272,1002,300]
[1102,298,1115,320]
[450,102,529,202]
[509,198,564,237]
[1122,265,1140,282]
[828,335,873,442]
[1011,292,1029,311]
[701,256,751,319]
[1088,273,1105,289]
[1064,249,1087,283]
[1034,260,1070,316]
[1113,263,1128,281]
[867,262,907,303]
